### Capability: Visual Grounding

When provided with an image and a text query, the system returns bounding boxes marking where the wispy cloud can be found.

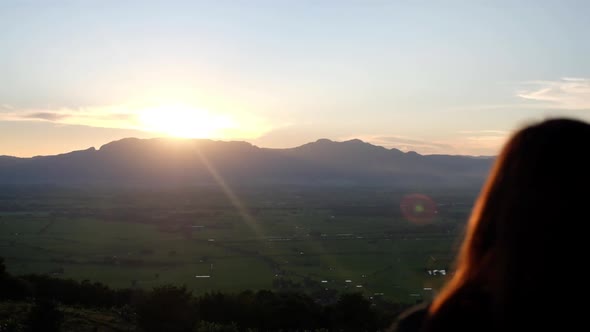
[345,131,507,156]
[21,112,71,121]
[369,136,452,152]
[0,104,15,111]
[517,77,590,110]
[0,105,141,130]
[0,103,273,140]
[458,130,508,135]
[453,130,508,156]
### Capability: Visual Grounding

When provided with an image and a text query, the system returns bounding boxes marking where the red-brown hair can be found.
[426,118,590,330]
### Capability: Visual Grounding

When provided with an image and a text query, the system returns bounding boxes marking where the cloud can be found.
[0,102,273,140]
[0,105,142,130]
[453,130,508,156]
[21,112,70,121]
[517,78,590,110]
[343,131,508,156]
[341,134,454,154]
[458,130,508,135]
[0,104,14,111]
[372,136,453,151]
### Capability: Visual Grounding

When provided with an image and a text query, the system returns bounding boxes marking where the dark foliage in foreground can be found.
[26,299,63,332]
[0,258,409,331]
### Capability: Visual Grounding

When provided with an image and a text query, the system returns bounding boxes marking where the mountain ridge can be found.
[0,137,494,187]
[2,137,495,159]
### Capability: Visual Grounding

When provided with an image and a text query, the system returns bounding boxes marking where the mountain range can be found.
[0,138,494,188]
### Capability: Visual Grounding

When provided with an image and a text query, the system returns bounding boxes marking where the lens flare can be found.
[400,193,437,224]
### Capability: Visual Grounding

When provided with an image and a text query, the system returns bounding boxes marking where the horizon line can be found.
[1,136,497,159]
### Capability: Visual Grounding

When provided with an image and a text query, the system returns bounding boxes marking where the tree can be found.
[26,299,63,332]
[0,258,31,301]
[330,293,377,332]
[0,317,25,332]
[194,321,238,332]
[0,257,6,277]
[137,285,197,332]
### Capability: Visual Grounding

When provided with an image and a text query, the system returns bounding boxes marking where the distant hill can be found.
[0,138,494,187]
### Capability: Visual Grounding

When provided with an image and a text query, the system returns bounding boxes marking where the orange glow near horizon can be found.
[138,104,235,139]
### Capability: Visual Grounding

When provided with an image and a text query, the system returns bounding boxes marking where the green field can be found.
[0,186,477,304]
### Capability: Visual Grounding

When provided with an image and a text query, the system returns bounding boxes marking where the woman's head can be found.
[430,118,590,320]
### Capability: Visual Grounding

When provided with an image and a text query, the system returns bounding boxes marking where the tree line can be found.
[0,258,410,331]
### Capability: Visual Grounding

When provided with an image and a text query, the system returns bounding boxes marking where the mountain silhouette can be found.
[0,138,493,187]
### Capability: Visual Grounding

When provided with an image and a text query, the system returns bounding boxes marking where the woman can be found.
[391,118,590,331]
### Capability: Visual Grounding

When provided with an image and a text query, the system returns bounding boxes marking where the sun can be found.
[138,104,233,138]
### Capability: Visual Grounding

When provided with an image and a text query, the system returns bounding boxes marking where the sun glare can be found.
[138,104,234,139]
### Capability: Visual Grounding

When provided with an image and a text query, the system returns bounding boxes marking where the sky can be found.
[1,0,590,157]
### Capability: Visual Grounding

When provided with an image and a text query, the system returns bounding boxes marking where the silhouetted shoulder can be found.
[389,302,430,332]
[420,289,494,332]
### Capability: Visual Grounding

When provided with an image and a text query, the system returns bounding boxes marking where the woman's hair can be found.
[425,118,590,330]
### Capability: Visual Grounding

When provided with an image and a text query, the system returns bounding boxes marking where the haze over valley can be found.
[0,137,492,188]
